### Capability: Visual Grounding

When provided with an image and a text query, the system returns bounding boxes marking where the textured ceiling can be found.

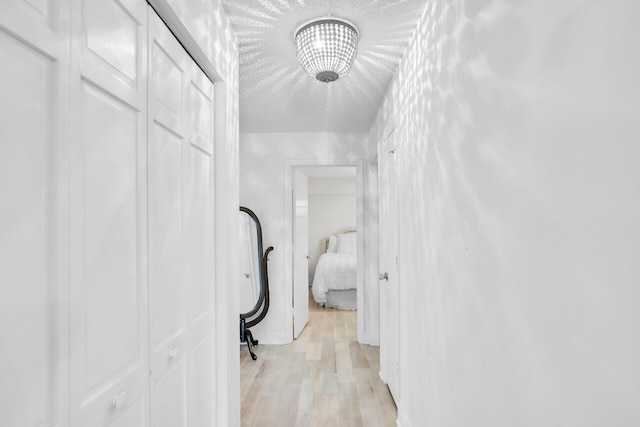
[221,0,429,133]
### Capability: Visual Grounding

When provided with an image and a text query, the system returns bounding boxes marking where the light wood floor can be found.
[240,290,397,426]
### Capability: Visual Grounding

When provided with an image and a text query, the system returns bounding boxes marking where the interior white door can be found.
[293,169,309,338]
[378,134,400,403]
[0,1,69,425]
[148,9,215,427]
[68,0,150,424]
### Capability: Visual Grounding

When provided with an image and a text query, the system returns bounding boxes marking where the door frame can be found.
[284,160,365,341]
[292,169,309,338]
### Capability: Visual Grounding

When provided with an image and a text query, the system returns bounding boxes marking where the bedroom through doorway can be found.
[308,173,357,309]
[291,165,359,339]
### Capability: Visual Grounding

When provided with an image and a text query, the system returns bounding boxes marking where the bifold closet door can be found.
[0,1,70,426]
[68,0,150,425]
[148,9,216,427]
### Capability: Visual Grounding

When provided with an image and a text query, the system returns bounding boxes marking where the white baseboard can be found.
[379,369,387,384]
[396,407,411,427]
[358,330,379,346]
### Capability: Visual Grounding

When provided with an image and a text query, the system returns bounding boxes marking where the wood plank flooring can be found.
[240,290,397,426]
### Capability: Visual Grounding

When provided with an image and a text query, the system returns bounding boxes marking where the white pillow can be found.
[326,235,337,253]
[336,232,357,254]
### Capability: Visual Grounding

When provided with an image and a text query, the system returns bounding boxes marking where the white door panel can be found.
[184,53,215,427]
[147,9,190,426]
[22,0,49,19]
[0,25,52,427]
[379,134,400,403]
[148,122,184,346]
[69,0,149,424]
[189,335,214,426]
[186,145,214,319]
[0,1,68,426]
[1,0,56,30]
[152,354,188,427]
[185,142,215,427]
[80,82,141,387]
[187,74,214,153]
[150,28,186,135]
[84,0,141,85]
[293,170,309,339]
[109,400,146,427]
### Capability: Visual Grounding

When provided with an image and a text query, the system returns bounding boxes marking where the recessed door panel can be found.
[0,25,53,427]
[186,145,214,320]
[148,6,186,139]
[187,75,213,152]
[81,82,141,390]
[149,122,184,346]
[189,336,214,427]
[85,0,139,83]
[21,0,50,21]
[109,398,145,427]
[153,359,188,427]
[152,41,183,118]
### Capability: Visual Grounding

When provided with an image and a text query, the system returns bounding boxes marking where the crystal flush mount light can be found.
[294,17,359,83]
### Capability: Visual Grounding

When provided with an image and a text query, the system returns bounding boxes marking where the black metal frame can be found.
[239,206,273,360]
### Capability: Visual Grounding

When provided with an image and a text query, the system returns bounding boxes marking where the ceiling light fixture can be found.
[294,17,359,83]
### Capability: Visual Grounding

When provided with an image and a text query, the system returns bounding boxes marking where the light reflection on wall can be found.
[370,0,640,425]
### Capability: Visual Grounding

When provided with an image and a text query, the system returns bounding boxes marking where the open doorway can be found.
[287,163,362,340]
[307,175,357,309]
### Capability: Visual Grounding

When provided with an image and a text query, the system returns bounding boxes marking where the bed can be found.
[311,228,357,310]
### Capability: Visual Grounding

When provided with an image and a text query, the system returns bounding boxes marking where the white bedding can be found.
[312,252,357,304]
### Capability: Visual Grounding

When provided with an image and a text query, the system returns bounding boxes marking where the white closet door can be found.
[148,10,215,427]
[68,0,149,425]
[147,10,188,427]
[0,1,69,426]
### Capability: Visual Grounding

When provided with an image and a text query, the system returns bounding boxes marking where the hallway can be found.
[240,292,396,426]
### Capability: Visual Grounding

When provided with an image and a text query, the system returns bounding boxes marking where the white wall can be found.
[240,132,379,345]
[370,0,640,426]
[308,178,357,280]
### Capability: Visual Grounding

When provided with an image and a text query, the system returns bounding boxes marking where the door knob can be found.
[112,391,127,411]
[378,272,388,281]
[169,346,180,360]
